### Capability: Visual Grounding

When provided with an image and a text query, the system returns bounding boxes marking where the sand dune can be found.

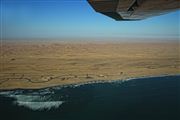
[0,41,179,89]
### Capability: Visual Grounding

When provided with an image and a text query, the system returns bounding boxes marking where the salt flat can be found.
[0,41,179,89]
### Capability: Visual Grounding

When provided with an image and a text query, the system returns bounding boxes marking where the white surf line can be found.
[14,101,64,111]
[0,92,65,111]
[47,74,180,89]
[11,94,64,111]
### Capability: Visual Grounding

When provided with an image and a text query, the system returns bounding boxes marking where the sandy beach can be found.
[0,41,179,89]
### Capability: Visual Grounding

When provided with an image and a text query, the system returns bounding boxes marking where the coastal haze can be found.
[0,40,179,89]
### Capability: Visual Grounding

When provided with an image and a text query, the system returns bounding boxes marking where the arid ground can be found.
[0,41,179,89]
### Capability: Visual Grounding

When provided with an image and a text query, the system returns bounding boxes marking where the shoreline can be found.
[0,74,179,91]
[1,41,179,90]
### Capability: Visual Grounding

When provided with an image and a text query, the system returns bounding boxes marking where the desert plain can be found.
[0,40,179,89]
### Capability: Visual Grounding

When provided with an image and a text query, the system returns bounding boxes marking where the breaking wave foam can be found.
[0,91,64,111]
[14,101,64,110]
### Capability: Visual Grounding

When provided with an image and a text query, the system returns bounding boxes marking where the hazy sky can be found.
[1,0,180,41]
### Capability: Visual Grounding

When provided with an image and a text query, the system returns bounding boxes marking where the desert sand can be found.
[0,41,179,89]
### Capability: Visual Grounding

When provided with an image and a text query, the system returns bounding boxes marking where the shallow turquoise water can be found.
[0,75,179,120]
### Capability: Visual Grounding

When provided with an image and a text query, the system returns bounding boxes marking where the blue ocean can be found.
[0,75,179,120]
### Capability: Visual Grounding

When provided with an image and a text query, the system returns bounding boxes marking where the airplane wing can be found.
[88,0,180,20]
